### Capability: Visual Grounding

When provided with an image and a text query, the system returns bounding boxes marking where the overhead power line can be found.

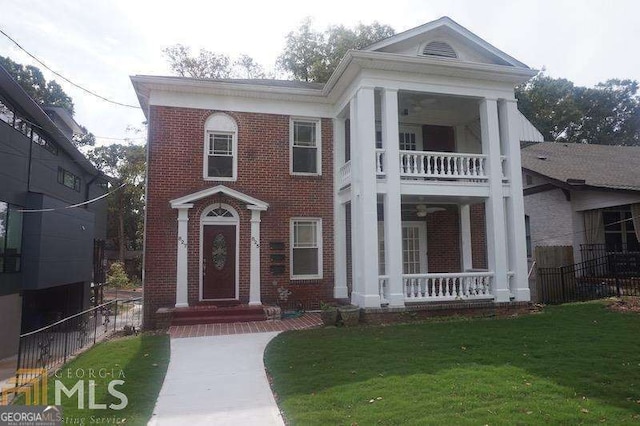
[0,28,141,109]
[15,183,127,213]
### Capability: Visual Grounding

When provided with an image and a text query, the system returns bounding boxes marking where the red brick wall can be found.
[470,203,488,269]
[144,106,334,327]
[426,208,461,272]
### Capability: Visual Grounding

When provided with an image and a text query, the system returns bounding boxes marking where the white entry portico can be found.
[169,185,269,308]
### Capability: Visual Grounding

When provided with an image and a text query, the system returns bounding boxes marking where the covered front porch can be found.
[335,192,525,308]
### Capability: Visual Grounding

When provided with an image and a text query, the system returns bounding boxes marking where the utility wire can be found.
[0,28,141,109]
[15,183,127,213]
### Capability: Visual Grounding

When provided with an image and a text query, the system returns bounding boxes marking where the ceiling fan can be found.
[401,204,446,217]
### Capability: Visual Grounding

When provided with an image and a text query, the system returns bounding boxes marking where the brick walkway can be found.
[169,312,322,338]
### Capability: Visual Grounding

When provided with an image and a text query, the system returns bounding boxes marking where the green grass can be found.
[265,302,640,425]
[20,334,170,425]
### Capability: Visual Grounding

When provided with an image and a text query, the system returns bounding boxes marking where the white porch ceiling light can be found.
[415,205,446,217]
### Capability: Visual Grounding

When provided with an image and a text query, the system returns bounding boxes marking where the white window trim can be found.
[289,117,322,176]
[203,113,238,182]
[290,217,323,280]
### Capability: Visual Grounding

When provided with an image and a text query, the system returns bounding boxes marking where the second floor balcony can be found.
[339,149,507,188]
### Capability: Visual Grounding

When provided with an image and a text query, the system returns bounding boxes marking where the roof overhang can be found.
[325,50,537,99]
[131,75,328,117]
[170,185,269,210]
[522,167,640,195]
[0,65,98,176]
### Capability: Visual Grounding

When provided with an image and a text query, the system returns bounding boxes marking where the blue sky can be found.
[1,0,638,146]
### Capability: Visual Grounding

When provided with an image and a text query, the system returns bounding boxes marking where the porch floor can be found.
[169,312,322,338]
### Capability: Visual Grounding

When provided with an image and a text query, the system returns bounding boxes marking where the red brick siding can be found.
[470,203,488,269]
[144,106,334,327]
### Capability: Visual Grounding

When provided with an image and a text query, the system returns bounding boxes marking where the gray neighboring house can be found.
[522,142,640,265]
[0,64,108,359]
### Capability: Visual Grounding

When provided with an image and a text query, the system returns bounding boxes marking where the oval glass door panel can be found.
[212,233,227,270]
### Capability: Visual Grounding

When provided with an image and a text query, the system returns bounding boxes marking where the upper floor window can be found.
[0,201,23,273]
[58,167,81,192]
[290,118,321,175]
[204,113,237,181]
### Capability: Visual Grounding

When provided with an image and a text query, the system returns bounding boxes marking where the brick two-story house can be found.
[132,17,541,327]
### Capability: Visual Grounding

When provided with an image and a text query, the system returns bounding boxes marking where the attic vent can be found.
[422,41,457,59]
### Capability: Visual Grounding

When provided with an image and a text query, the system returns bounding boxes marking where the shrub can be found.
[106,262,131,288]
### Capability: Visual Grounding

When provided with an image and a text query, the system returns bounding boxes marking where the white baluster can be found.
[417,152,424,175]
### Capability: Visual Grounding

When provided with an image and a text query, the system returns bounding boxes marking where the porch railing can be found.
[339,160,352,188]
[403,272,494,302]
[379,275,389,304]
[375,149,491,180]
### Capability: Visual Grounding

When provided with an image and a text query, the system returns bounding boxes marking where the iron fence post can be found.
[114,300,118,332]
[94,310,98,345]
[63,327,69,364]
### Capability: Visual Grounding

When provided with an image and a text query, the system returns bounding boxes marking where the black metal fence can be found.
[538,254,640,304]
[15,297,142,386]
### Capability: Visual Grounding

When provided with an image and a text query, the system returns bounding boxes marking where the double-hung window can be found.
[291,218,322,279]
[290,118,321,175]
[204,113,238,181]
[206,133,234,179]
[0,201,23,273]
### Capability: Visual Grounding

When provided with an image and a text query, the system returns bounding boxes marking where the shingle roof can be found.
[521,142,640,192]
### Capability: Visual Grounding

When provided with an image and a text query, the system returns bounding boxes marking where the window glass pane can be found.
[294,222,316,247]
[603,212,621,231]
[0,99,13,125]
[208,156,233,178]
[293,147,317,173]
[294,122,316,147]
[0,202,7,255]
[605,232,624,251]
[6,207,22,253]
[212,134,233,155]
[292,248,319,275]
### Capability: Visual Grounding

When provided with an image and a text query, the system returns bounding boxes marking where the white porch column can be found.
[333,118,349,299]
[479,98,510,302]
[175,205,193,308]
[350,87,381,308]
[248,206,265,305]
[459,204,473,271]
[499,98,531,301]
[381,88,404,307]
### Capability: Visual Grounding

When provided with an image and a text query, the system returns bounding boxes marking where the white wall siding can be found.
[518,111,544,142]
[524,188,574,249]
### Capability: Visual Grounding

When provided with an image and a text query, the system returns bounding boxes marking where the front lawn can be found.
[265,302,640,425]
[21,334,170,425]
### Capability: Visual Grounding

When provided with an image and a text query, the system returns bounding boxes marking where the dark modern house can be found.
[0,64,108,359]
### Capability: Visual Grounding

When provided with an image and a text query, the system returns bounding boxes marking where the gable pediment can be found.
[365,17,528,69]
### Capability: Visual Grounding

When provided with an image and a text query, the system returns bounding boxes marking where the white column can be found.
[248,207,264,305]
[333,118,349,299]
[381,88,404,307]
[175,205,192,308]
[499,99,531,301]
[479,98,510,302]
[460,204,473,271]
[350,87,381,308]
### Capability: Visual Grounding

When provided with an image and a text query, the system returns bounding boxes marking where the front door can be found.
[202,225,236,299]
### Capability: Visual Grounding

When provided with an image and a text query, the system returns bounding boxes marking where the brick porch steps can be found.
[171,305,267,326]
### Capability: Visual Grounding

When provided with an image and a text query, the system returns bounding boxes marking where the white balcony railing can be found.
[375,149,494,181]
[399,150,488,179]
[339,160,352,187]
[402,272,494,302]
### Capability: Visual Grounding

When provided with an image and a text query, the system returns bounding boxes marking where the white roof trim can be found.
[364,16,529,69]
[170,185,269,210]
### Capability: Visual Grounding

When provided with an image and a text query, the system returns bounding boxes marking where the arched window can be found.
[422,41,458,59]
[203,113,238,181]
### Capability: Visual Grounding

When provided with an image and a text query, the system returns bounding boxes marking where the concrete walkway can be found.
[148,332,284,426]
